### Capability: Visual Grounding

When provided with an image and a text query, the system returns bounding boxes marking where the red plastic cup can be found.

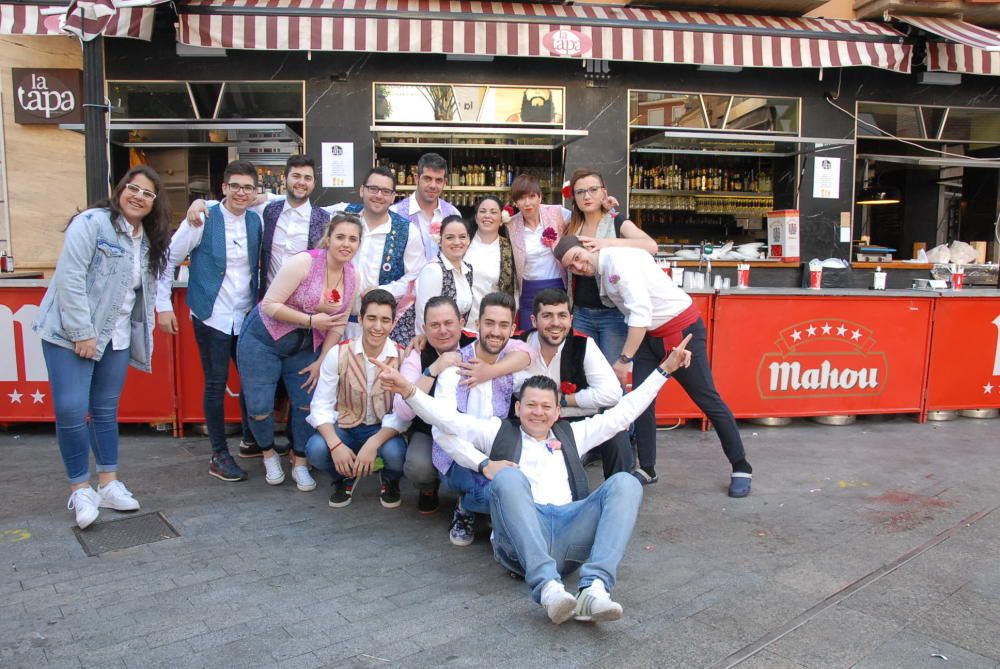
[737,267,750,289]
[809,268,823,289]
[952,272,964,290]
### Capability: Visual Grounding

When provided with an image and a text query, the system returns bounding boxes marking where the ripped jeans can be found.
[236,307,317,457]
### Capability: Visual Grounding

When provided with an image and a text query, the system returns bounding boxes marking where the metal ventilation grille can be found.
[73,511,180,557]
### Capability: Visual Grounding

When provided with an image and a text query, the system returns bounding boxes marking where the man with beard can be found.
[391,296,532,515]
[430,292,535,546]
[518,288,632,479]
[553,237,753,498]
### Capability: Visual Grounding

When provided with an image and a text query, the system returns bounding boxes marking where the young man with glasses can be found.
[156,160,262,482]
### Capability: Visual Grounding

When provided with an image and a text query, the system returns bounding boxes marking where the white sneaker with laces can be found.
[67,487,101,529]
[98,480,140,511]
[291,465,316,492]
[540,580,577,624]
[573,579,623,622]
[263,454,285,485]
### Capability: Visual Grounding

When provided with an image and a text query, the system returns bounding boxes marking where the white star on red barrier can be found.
[836,324,847,336]
[821,323,832,335]
[851,329,863,341]
[806,325,817,336]
[31,390,45,404]
[985,383,995,395]
[791,329,803,342]
[8,390,22,404]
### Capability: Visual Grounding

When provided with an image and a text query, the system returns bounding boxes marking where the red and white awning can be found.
[176,0,911,73]
[0,1,157,40]
[928,42,1000,75]
[892,14,1000,52]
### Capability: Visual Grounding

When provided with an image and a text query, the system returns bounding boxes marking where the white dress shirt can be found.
[111,216,144,351]
[414,254,473,335]
[522,332,622,418]
[268,199,312,283]
[307,338,406,433]
[323,202,426,304]
[392,193,448,260]
[407,369,669,505]
[522,223,563,281]
[597,247,693,330]
[156,204,257,335]
[463,235,501,333]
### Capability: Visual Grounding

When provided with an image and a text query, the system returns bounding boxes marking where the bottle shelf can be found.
[631,189,773,198]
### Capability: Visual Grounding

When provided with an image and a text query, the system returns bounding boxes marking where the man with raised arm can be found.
[373,334,693,624]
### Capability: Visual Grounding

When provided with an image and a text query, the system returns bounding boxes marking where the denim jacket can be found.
[32,208,157,372]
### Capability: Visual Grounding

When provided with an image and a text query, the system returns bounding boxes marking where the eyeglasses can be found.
[573,186,604,198]
[362,184,396,197]
[125,183,157,201]
[226,183,257,194]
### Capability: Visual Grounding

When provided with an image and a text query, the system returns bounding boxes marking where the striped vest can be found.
[334,341,403,428]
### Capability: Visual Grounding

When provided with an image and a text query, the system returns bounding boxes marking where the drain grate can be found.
[73,511,180,556]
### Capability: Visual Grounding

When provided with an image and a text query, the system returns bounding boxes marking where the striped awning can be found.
[176,0,912,73]
[928,41,1000,75]
[892,14,1000,52]
[0,1,156,40]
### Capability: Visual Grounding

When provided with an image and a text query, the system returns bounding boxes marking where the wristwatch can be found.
[560,393,569,408]
[422,366,437,379]
[618,353,634,364]
[477,458,489,475]
[655,366,671,380]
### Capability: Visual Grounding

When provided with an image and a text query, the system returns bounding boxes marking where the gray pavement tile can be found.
[842,559,968,627]
[689,578,818,645]
[276,652,327,669]
[732,649,810,668]
[906,587,1000,661]
[764,606,902,669]
[852,629,997,669]
[588,617,741,669]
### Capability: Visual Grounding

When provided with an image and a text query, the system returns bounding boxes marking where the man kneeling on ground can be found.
[372,334,693,624]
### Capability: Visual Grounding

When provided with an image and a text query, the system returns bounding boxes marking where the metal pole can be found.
[82,35,108,203]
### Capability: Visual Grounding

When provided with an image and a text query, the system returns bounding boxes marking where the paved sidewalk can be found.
[1,415,999,669]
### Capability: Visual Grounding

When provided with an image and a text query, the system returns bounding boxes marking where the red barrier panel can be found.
[711,293,934,418]
[0,285,176,424]
[654,292,713,424]
[170,288,245,425]
[925,294,1000,412]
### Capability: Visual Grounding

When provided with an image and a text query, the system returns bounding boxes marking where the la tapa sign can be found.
[11,68,83,125]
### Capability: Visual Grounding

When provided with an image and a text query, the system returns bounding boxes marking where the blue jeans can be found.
[42,341,131,485]
[571,305,629,365]
[305,424,407,482]
[489,469,642,603]
[191,317,252,454]
[236,307,317,457]
[443,463,491,514]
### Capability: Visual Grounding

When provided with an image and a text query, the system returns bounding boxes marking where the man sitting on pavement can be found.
[517,288,632,480]
[373,334,693,623]
[304,289,408,509]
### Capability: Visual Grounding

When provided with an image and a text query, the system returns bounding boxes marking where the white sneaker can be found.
[291,465,316,492]
[263,455,285,485]
[97,480,140,512]
[67,487,101,529]
[573,579,623,622]
[540,580,577,624]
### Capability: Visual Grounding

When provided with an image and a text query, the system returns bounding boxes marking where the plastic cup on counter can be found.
[737,263,750,289]
[672,266,685,287]
[872,266,887,291]
[713,274,724,290]
[808,259,823,290]
[951,264,965,290]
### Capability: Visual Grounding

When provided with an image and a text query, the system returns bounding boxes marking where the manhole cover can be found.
[73,511,179,556]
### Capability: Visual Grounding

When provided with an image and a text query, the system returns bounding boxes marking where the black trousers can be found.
[632,317,747,471]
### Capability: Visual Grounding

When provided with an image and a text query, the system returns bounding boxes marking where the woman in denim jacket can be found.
[33,166,171,529]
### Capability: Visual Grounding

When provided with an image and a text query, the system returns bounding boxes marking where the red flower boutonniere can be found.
[561,180,572,199]
[502,204,515,224]
[545,439,562,454]
[326,288,341,303]
[609,274,621,284]
[429,220,442,245]
[541,226,558,248]
[560,381,577,395]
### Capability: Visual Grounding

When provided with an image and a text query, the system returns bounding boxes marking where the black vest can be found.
[516,330,590,392]
[411,333,476,435]
[490,419,590,501]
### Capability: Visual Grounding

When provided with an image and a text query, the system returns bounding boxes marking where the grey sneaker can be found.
[448,505,475,547]
[573,580,623,622]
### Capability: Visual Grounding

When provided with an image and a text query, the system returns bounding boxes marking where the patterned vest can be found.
[344,202,412,286]
[259,200,330,299]
[431,342,514,474]
[438,255,474,323]
[516,330,590,393]
[334,341,403,428]
[490,419,590,501]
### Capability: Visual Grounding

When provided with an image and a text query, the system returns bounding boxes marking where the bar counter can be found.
[1,281,998,428]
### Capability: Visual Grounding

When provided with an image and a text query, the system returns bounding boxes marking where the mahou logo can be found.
[757,320,888,399]
[542,29,592,58]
